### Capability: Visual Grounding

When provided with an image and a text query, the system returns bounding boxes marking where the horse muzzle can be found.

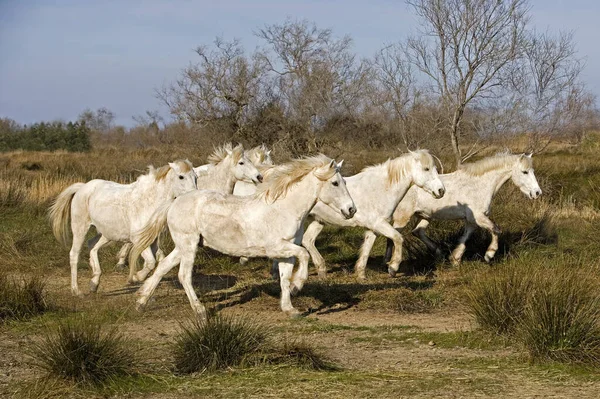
[341,205,357,219]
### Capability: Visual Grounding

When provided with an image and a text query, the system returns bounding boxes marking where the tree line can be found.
[0,119,91,152]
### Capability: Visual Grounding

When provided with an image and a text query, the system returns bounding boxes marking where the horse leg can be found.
[277,260,297,316]
[301,220,326,278]
[131,243,158,283]
[268,241,311,316]
[69,218,90,297]
[412,218,442,257]
[290,246,311,295]
[386,209,413,263]
[355,230,377,280]
[271,260,279,280]
[116,242,132,271]
[178,248,206,320]
[155,235,165,262]
[89,235,111,293]
[372,221,404,277]
[449,222,477,265]
[136,247,181,311]
[473,213,501,262]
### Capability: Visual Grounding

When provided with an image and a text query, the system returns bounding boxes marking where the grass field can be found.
[1,136,600,398]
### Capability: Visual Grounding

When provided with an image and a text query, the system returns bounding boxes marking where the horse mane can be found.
[246,144,272,165]
[151,159,193,181]
[208,143,244,165]
[361,150,434,187]
[459,153,532,176]
[256,154,336,202]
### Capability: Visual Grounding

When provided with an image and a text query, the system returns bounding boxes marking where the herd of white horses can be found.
[50,143,542,319]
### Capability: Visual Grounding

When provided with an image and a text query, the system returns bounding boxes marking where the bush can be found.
[0,274,48,321]
[520,271,600,365]
[467,261,600,366]
[466,265,533,335]
[31,317,138,385]
[173,313,269,373]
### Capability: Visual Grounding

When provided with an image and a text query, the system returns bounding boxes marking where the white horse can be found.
[113,143,263,277]
[129,155,356,319]
[301,150,445,280]
[384,153,542,265]
[233,144,274,196]
[49,160,198,296]
[193,143,263,191]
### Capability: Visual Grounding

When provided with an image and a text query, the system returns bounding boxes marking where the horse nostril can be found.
[439,188,445,197]
[349,206,356,216]
[536,190,541,197]
[257,174,263,183]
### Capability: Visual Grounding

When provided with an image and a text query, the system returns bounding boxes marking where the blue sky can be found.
[1,0,598,127]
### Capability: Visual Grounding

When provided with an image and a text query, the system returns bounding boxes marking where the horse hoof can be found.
[135,301,146,313]
[239,257,249,266]
[290,285,299,296]
[356,274,367,281]
[484,253,494,263]
[89,282,99,293]
[388,267,397,278]
[71,289,84,298]
[115,263,126,272]
[285,309,302,319]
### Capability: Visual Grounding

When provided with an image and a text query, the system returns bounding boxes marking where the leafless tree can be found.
[509,30,588,150]
[406,0,529,167]
[157,37,267,137]
[370,43,424,148]
[255,19,370,150]
[78,107,115,133]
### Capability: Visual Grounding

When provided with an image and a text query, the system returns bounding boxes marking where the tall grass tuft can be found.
[466,265,533,335]
[520,271,600,365]
[173,313,269,374]
[0,274,49,321]
[31,317,138,385]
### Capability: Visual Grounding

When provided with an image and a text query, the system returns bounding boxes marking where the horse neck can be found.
[362,164,414,209]
[270,173,321,221]
[202,160,237,193]
[132,175,174,207]
[468,167,512,198]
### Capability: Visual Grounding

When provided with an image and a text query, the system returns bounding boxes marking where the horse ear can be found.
[168,162,177,170]
[525,152,533,158]
[336,159,344,169]
[226,148,233,156]
[328,159,336,169]
[266,150,272,156]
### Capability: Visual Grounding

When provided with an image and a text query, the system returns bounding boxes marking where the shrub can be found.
[31,317,138,385]
[173,313,269,374]
[0,274,48,321]
[466,265,533,335]
[519,271,600,365]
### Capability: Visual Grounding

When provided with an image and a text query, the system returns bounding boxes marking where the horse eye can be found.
[332,181,339,187]
[424,167,430,172]
[522,171,529,175]
[179,175,184,180]
[239,161,244,165]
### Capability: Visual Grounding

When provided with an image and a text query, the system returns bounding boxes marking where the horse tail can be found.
[129,200,172,270]
[49,182,85,247]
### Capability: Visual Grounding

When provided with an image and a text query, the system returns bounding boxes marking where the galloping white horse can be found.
[129,155,356,319]
[384,153,542,265]
[114,143,264,279]
[301,150,445,280]
[49,160,198,296]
